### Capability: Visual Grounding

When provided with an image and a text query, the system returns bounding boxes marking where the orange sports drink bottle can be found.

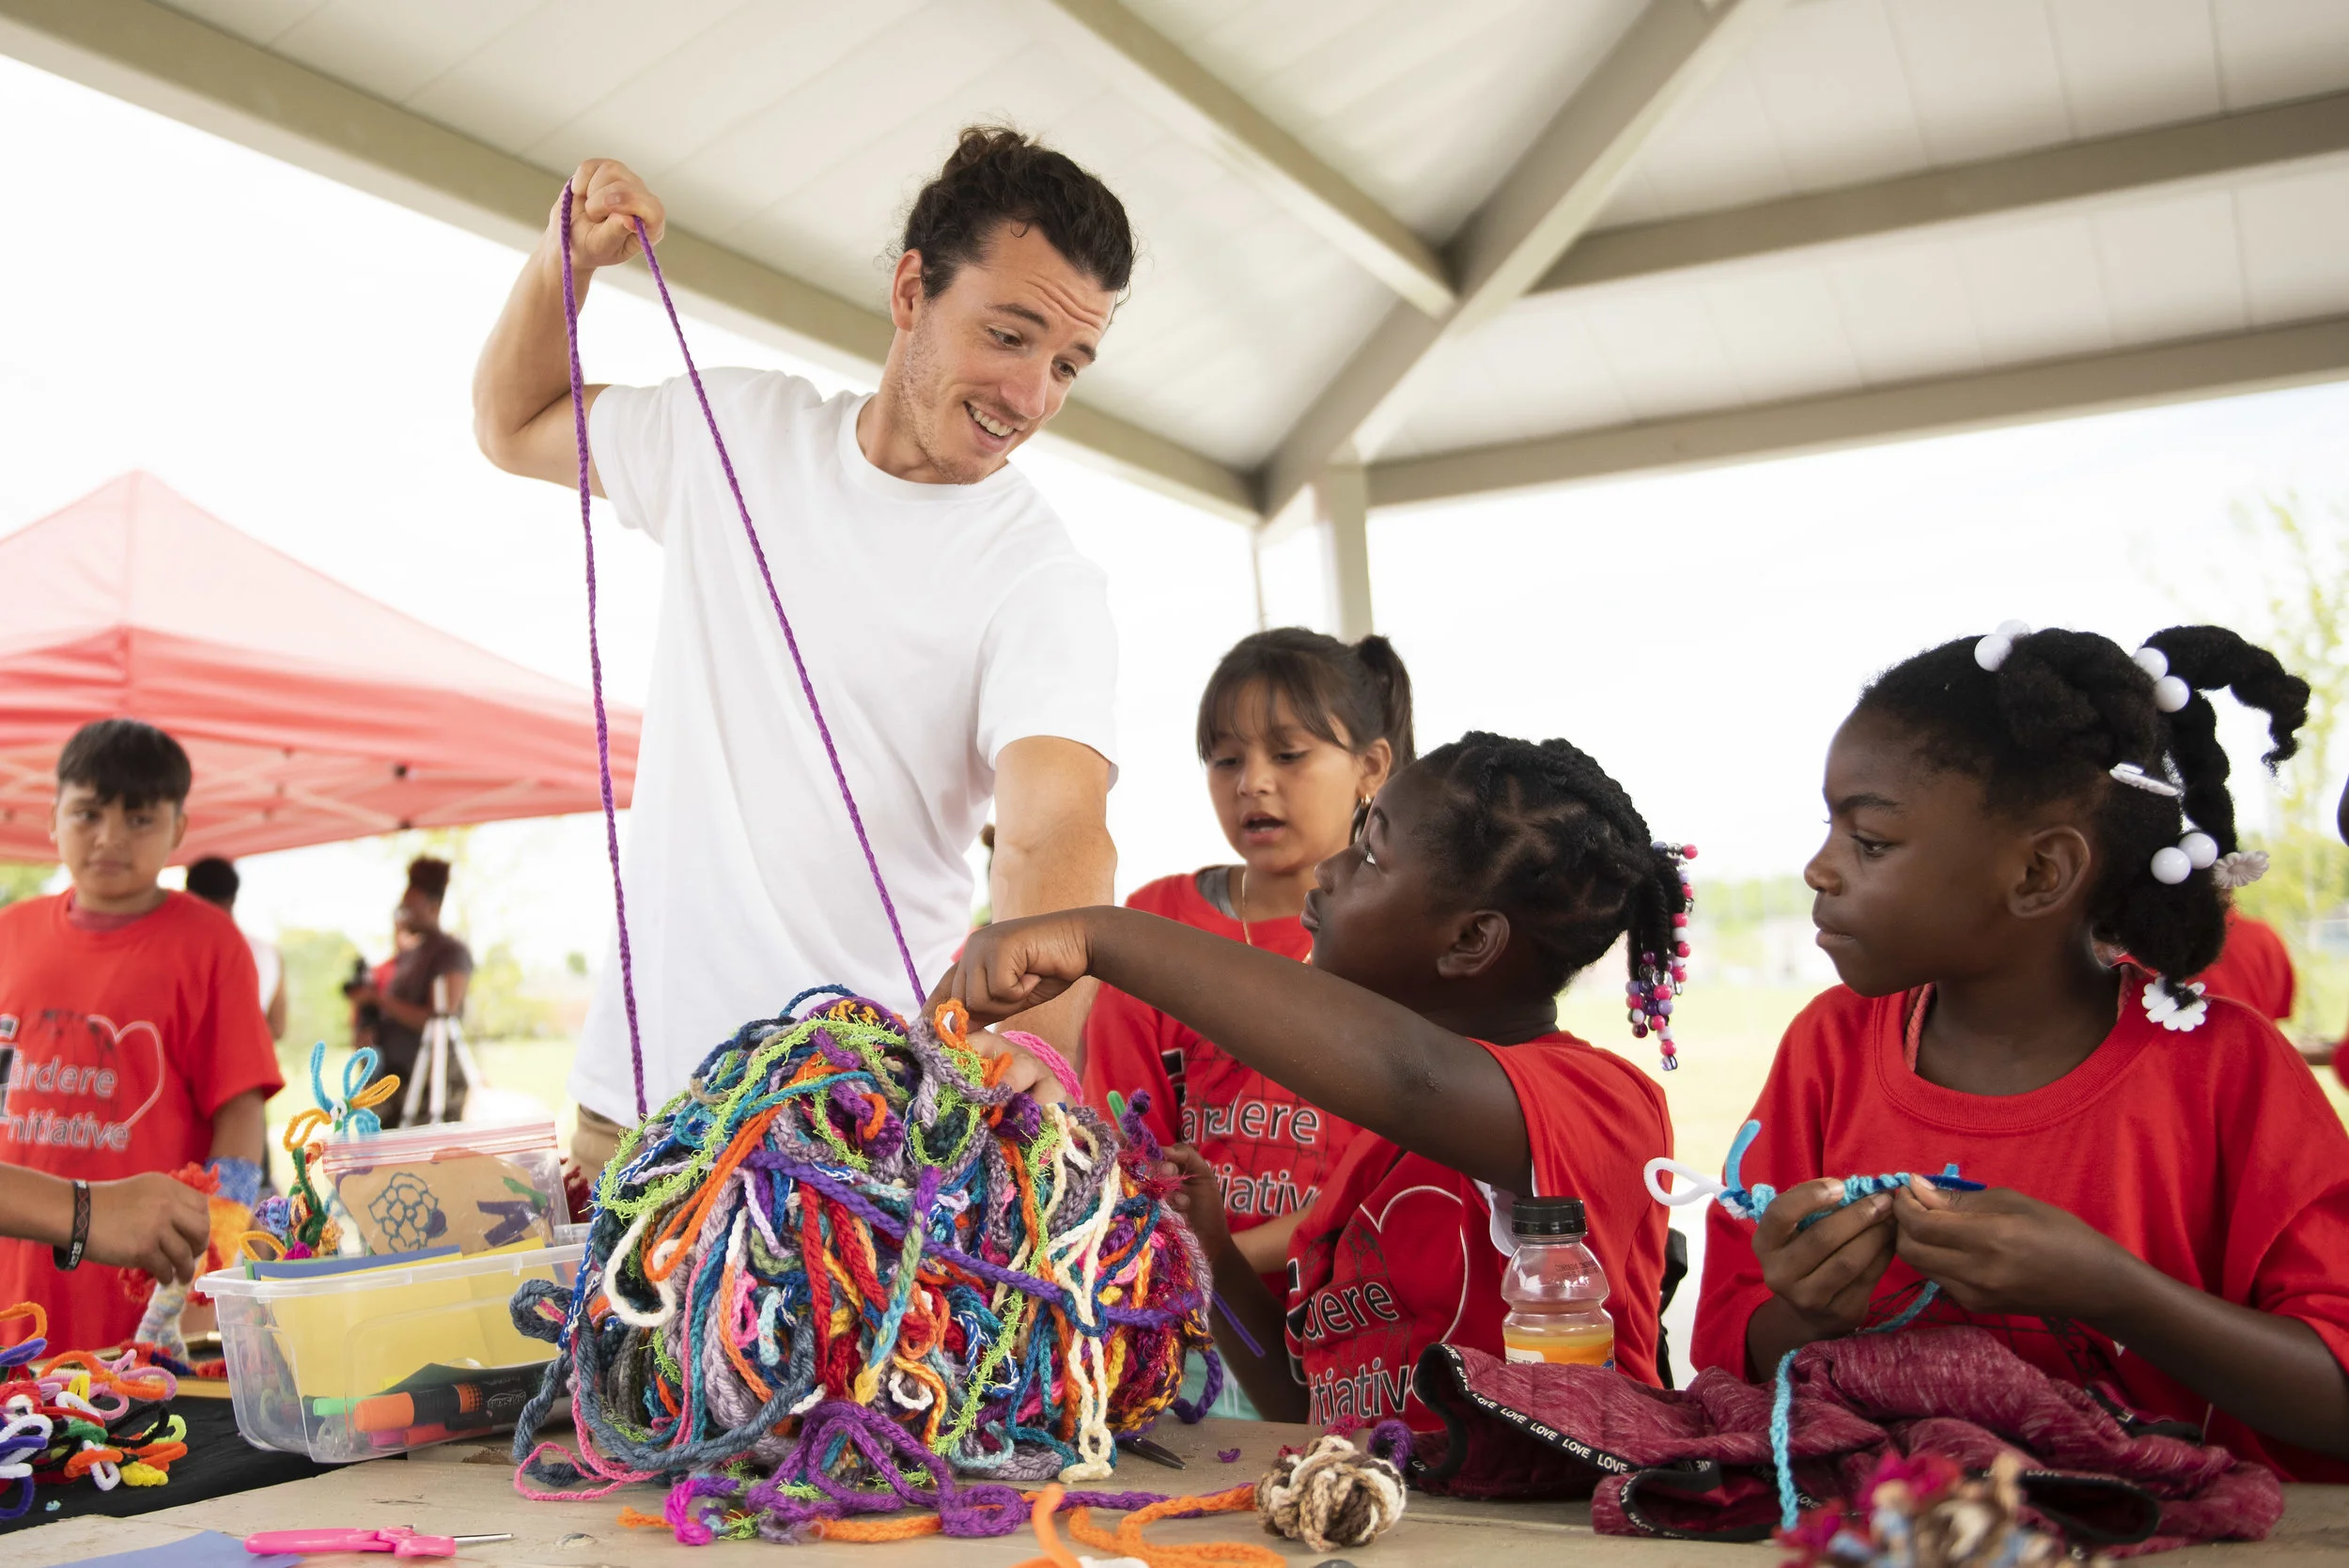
[1500,1196,1615,1369]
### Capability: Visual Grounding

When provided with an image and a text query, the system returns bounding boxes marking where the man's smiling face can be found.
[885,220,1114,484]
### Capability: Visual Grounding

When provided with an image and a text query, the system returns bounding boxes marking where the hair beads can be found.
[508,991,1217,1543]
[1629,843,1697,1069]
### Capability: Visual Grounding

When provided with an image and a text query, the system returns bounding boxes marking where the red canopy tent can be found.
[0,473,639,862]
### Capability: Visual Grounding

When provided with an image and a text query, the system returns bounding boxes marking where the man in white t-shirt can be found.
[474,129,1124,1170]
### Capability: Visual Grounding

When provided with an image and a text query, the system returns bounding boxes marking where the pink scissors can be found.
[243,1529,511,1559]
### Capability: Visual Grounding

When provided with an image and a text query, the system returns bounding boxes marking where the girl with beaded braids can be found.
[937,732,1688,1428]
[1691,623,2349,1481]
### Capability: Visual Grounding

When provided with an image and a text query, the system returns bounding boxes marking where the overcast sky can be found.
[5,54,2344,970]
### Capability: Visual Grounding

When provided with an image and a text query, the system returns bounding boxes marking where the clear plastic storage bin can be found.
[202,1237,583,1462]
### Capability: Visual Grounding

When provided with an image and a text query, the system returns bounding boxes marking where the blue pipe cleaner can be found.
[1650,1119,1985,1533]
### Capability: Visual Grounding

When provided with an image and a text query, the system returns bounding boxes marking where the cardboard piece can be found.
[334,1153,549,1255]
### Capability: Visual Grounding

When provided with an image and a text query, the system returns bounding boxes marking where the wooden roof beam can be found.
[1537,89,2349,296]
[0,0,1259,522]
[1255,0,1793,526]
[1032,0,1454,316]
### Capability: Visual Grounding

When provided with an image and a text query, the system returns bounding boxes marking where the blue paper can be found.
[246,1244,459,1280]
[61,1529,296,1568]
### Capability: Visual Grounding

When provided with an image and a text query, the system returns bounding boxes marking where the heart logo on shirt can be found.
[1362,1183,1472,1343]
[84,1013,166,1138]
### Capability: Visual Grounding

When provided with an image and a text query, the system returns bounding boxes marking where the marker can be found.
[352,1370,538,1434]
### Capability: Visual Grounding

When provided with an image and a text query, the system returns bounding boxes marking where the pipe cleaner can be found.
[1646,1120,1983,1533]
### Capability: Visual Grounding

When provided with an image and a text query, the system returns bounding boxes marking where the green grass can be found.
[1557,980,1820,1188]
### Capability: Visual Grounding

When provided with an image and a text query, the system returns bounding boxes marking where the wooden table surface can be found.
[15,1418,2349,1566]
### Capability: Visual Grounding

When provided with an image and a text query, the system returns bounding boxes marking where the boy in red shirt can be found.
[942,731,1683,1427]
[0,720,283,1350]
[1084,629,1414,1284]
[1692,625,2349,1482]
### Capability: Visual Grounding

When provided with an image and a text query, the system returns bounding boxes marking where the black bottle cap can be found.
[1510,1196,1586,1239]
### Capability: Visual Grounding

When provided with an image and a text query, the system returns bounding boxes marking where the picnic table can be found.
[15,1417,2349,1566]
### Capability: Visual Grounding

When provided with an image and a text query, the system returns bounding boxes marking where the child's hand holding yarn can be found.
[1159,1143,1233,1262]
[1754,1178,1899,1342]
[1890,1177,2128,1319]
[932,908,1098,1024]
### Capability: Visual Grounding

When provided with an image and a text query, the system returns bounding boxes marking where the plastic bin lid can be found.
[316,1115,559,1172]
[199,1239,583,1300]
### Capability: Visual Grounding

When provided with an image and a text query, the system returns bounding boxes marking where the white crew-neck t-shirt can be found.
[572,369,1118,1123]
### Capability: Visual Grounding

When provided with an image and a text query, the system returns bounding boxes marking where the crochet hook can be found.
[243,1528,513,1558]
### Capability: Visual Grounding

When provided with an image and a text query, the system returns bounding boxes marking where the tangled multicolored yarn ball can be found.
[508,987,1220,1544]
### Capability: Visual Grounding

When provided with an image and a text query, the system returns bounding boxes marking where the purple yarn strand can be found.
[627,215,926,1014]
[558,184,647,1120]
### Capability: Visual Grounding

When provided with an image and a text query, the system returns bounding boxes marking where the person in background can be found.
[184,856,287,1040]
[2191,908,2295,1023]
[0,720,281,1349]
[1081,629,1412,1417]
[1084,630,1411,1277]
[346,858,472,1126]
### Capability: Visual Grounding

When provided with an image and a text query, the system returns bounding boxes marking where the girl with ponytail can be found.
[1082,629,1414,1291]
[1692,623,2349,1480]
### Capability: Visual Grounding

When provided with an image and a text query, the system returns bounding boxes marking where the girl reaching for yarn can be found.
[937,732,1684,1427]
[1690,624,2349,1481]
[1083,629,1413,1290]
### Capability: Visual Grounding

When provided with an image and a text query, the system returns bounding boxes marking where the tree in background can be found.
[279,926,362,1058]
[0,863,53,905]
[2220,494,2349,1045]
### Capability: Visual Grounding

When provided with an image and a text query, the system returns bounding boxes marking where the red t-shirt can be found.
[0,892,283,1350]
[1283,1030,1673,1428]
[2193,911,2295,1022]
[1689,970,2349,1483]
[1081,873,1366,1241]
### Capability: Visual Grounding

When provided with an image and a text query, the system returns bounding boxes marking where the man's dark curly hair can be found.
[900,126,1133,298]
[1856,625,2309,994]
[1414,733,1688,998]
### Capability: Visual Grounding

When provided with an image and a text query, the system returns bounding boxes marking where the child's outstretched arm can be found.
[933,908,1535,1196]
[1893,1180,2349,1459]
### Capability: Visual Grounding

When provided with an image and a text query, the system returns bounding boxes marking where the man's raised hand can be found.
[557,159,665,272]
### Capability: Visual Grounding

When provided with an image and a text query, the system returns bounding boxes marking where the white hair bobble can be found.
[1974,619,2031,672]
[2135,644,2191,711]
[2150,829,2220,885]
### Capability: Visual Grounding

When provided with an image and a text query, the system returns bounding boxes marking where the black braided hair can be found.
[1415,732,1688,1005]
[1855,625,2308,996]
